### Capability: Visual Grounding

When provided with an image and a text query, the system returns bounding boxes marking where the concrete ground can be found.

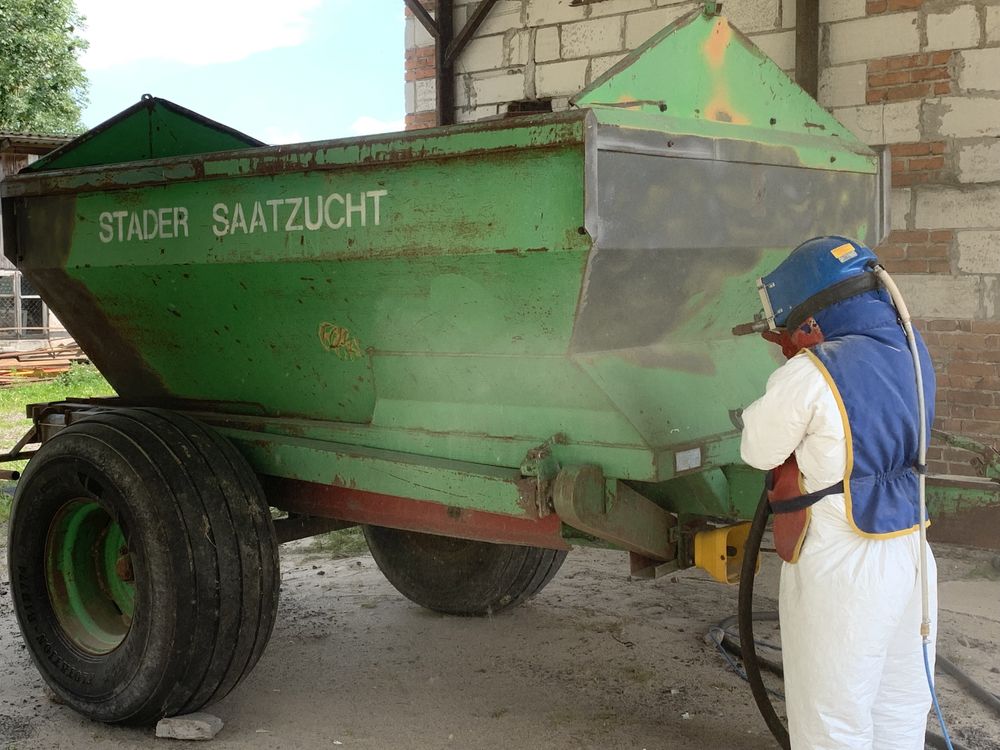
[0,532,998,749]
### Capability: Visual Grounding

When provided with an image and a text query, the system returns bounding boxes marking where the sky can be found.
[75,0,407,144]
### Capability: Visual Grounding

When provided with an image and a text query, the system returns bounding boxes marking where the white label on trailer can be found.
[675,447,702,473]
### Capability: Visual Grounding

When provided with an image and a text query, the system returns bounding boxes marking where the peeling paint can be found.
[703,16,732,69]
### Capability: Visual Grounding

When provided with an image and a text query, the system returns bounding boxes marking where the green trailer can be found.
[2,6,998,728]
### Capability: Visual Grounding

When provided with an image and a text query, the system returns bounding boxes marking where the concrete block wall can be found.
[404,0,1000,475]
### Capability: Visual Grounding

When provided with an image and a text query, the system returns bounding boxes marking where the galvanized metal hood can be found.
[24,96,264,173]
[573,7,875,173]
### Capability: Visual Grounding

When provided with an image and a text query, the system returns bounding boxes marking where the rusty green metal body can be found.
[2,8,996,556]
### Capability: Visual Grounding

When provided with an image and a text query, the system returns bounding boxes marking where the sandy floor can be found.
[1,532,998,749]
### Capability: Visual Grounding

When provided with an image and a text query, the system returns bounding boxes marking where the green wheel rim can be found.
[45,499,135,654]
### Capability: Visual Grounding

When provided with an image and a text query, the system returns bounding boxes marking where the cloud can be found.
[261,126,307,145]
[350,116,406,136]
[76,0,322,70]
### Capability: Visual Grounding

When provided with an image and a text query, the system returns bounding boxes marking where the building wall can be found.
[0,153,29,272]
[0,150,66,347]
[404,0,1000,475]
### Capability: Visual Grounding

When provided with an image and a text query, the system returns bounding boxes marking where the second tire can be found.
[363,525,567,616]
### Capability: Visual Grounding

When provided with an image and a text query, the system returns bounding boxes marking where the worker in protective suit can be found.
[740,236,937,749]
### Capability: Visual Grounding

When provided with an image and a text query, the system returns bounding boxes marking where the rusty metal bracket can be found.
[931,428,1000,481]
[0,423,41,480]
[553,465,678,563]
[446,0,500,64]
[628,552,681,579]
[0,400,116,477]
[520,436,564,517]
[273,514,356,544]
[0,423,37,460]
[403,0,439,39]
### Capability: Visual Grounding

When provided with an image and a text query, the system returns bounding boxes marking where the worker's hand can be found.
[761,318,824,359]
[761,330,799,359]
[791,318,824,350]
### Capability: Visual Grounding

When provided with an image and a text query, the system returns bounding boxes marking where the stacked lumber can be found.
[0,340,87,385]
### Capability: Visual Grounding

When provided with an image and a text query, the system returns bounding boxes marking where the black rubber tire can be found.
[7,408,279,726]
[362,525,567,616]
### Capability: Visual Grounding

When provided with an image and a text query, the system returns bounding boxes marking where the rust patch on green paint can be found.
[318,323,362,360]
[703,16,731,69]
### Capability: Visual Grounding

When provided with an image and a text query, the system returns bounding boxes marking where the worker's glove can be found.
[791,318,824,350]
[761,330,798,359]
[761,318,824,359]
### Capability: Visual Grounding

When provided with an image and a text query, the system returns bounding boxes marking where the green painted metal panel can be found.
[4,113,590,198]
[203,116,588,176]
[194,411,658,482]
[926,478,1000,517]
[220,428,532,518]
[64,148,586,268]
[575,8,874,173]
[25,97,263,173]
[39,143,594,436]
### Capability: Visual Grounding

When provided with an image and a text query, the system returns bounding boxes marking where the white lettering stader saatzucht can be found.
[99,207,189,243]
[212,190,388,237]
[96,190,389,244]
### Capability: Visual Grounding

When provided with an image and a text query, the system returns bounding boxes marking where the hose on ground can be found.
[713,612,783,678]
[937,654,1000,716]
[738,487,790,750]
[727,488,997,750]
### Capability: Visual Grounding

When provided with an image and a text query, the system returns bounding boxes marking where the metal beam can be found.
[445,0,500,65]
[274,514,355,544]
[435,0,455,125]
[794,0,820,98]
[553,465,678,561]
[263,476,569,550]
[218,426,540,519]
[403,0,438,39]
[927,477,1000,551]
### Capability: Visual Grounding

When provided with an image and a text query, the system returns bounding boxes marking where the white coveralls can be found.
[740,352,936,750]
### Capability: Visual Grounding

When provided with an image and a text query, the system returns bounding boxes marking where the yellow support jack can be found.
[694,523,755,584]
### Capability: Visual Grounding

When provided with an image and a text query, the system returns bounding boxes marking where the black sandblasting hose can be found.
[714,612,783,678]
[738,487,790,750]
[937,654,1000,716]
[734,487,995,750]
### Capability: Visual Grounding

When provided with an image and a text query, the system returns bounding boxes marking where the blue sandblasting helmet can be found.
[758,236,879,330]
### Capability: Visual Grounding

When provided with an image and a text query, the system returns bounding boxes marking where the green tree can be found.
[0,0,89,134]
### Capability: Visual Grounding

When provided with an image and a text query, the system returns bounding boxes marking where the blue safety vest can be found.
[805,289,935,538]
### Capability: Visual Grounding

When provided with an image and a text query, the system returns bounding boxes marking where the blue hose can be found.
[924,640,955,750]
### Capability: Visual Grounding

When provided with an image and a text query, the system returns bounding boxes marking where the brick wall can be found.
[403,0,1000,476]
[404,0,439,129]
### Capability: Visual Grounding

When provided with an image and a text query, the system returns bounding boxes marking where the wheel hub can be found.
[44,499,135,654]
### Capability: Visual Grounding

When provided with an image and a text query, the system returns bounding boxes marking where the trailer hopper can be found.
[2,6,997,729]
